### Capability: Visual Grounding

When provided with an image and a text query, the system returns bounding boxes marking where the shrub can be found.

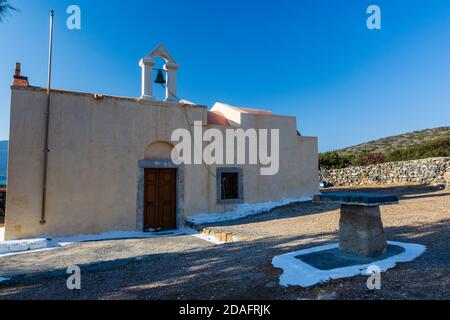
[319,152,350,170]
[359,152,385,166]
[387,136,450,162]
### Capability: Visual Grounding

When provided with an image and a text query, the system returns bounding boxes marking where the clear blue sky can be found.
[0,0,449,151]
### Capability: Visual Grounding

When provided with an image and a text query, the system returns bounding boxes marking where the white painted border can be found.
[272,241,426,287]
[0,238,48,255]
[0,228,223,258]
[186,196,313,225]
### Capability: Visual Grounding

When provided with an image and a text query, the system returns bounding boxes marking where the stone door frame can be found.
[136,160,184,231]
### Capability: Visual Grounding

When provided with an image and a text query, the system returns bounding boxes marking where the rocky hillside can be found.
[339,127,450,154]
[320,127,450,170]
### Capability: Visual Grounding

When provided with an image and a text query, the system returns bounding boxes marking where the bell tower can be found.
[139,43,180,102]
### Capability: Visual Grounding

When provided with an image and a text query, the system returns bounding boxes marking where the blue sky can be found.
[0,0,449,151]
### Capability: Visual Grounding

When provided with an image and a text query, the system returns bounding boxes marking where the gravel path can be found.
[0,185,448,300]
[0,234,214,279]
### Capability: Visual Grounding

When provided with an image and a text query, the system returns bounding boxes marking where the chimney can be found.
[13,63,29,88]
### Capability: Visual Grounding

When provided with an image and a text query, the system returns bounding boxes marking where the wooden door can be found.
[144,169,177,230]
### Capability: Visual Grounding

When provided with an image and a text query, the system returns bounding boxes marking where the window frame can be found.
[216,167,244,204]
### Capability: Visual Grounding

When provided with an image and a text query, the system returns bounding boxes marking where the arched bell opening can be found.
[139,44,180,102]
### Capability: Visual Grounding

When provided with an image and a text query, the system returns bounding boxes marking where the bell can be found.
[154,69,166,85]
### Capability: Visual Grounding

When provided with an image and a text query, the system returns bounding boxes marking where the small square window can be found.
[216,168,244,204]
[221,172,239,200]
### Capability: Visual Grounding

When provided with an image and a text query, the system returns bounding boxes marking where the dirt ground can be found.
[0,185,448,300]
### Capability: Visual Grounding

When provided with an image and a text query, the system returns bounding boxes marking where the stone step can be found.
[185,221,235,243]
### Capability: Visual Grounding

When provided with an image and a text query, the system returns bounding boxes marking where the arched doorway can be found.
[137,142,184,231]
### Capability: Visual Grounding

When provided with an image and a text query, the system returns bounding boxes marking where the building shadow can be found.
[0,217,448,300]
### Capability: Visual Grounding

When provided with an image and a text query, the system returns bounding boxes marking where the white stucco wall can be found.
[5,87,318,240]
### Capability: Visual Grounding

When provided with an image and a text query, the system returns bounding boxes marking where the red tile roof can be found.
[207,111,229,126]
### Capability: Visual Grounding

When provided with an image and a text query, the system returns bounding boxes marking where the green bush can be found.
[319,152,343,170]
[319,152,357,170]
[386,136,450,162]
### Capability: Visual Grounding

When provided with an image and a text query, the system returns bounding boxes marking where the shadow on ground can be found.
[0,217,448,300]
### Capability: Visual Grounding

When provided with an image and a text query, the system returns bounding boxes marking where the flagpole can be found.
[41,10,54,225]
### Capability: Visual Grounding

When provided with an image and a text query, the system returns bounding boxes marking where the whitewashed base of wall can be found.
[0,227,224,258]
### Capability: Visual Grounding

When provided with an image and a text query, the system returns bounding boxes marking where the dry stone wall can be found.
[320,157,450,187]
